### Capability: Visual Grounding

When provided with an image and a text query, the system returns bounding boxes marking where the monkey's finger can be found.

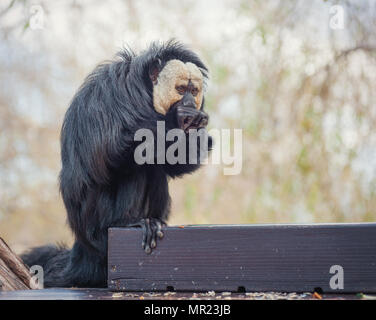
[196,112,209,128]
[145,221,154,254]
[150,238,156,249]
[142,219,153,254]
[150,221,160,249]
[198,116,208,128]
[141,228,147,249]
[144,245,151,254]
[183,117,194,131]
[191,112,202,126]
[156,221,164,239]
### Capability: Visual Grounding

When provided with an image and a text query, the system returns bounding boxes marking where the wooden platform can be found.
[0,288,363,300]
[108,223,376,293]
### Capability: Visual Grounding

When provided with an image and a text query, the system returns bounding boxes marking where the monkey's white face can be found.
[152,59,204,115]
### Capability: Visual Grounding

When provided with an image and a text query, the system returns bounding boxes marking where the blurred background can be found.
[0,0,375,253]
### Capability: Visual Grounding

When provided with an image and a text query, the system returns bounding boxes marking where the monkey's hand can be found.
[176,106,209,133]
[129,218,166,254]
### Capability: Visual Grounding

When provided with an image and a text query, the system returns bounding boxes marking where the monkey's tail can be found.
[21,242,107,288]
[21,244,71,287]
[21,244,67,269]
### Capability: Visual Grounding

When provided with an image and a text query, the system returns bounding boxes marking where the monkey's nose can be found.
[183,100,196,109]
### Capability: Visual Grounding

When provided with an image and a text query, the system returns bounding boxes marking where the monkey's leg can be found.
[128,218,166,254]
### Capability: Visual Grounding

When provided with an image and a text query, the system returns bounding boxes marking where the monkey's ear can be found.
[149,58,162,85]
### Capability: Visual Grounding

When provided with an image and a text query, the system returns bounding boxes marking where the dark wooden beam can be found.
[0,288,363,300]
[108,223,376,293]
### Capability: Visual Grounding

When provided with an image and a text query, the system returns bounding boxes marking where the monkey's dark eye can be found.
[176,85,186,95]
[191,88,199,97]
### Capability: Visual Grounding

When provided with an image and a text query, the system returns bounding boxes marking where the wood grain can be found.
[0,288,361,300]
[108,223,376,293]
[0,237,33,291]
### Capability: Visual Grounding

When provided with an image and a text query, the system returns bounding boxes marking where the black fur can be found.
[21,40,210,287]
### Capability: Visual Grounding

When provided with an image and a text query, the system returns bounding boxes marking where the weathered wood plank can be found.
[108,223,376,293]
[0,288,363,300]
[0,237,33,291]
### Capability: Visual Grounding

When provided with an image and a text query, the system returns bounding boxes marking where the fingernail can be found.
[157,231,164,238]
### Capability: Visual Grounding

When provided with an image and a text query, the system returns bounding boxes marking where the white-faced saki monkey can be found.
[21,41,212,287]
